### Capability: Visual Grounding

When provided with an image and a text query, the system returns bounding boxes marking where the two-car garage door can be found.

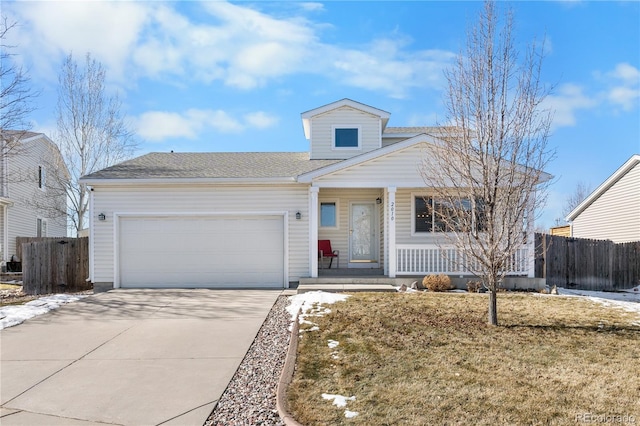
[118,215,285,288]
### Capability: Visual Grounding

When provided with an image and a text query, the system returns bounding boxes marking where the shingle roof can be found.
[0,130,42,140]
[81,152,341,180]
[383,126,460,135]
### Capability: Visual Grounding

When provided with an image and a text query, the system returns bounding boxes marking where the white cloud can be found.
[136,108,277,142]
[609,62,640,83]
[326,38,454,98]
[136,111,200,141]
[4,1,452,98]
[543,83,597,128]
[542,63,639,129]
[299,3,326,12]
[244,112,279,129]
[605,63,640,111]
[7,1,150,82]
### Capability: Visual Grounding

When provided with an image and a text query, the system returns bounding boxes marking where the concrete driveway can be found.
[0,289,282,426]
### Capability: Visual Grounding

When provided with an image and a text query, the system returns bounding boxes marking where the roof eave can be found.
[566,154,640,222]
[80,176,299,186]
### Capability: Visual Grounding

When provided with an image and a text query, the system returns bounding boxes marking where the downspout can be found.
[88,186,94,283]
[2,204,7,262]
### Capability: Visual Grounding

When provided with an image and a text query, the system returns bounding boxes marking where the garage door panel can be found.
[119,216,284,288]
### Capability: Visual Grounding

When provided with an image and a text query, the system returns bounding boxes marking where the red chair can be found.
[318,240,339,269]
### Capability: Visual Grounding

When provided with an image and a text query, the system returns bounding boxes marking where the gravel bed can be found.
[204,295,291,426]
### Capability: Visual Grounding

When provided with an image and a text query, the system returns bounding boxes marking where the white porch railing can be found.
[395,244,530,276]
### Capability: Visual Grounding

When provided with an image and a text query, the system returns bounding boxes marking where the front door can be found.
[349,202,378,266]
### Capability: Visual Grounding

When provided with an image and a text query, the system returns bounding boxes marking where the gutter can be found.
[79,176,299,186]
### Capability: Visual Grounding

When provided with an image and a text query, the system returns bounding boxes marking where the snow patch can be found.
[328,339,339,349]
[322,393,359,418]
[287,291,349,320]
[344,410,359,418]
[0,294,87,330]
[558,287,640,316]
[287,291,350,331]
[322,393,356,408]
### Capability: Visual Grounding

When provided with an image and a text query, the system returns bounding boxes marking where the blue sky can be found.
[4,1,639,228]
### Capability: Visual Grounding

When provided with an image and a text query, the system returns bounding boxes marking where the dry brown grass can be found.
[287,292,640,425]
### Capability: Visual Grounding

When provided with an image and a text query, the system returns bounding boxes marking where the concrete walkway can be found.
[0,289,282,426]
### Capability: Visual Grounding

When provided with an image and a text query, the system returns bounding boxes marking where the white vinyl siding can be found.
[381,137,407,147]
[4,137,67,259]
[572,163,640,243]
[310,106,381,160]
[90,184,309,286]
[314,143,430,187]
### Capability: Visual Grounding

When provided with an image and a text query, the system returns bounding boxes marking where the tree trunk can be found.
[488,288,498,326]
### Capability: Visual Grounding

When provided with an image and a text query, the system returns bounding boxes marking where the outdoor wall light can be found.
[295,211,302,220]
[376,197,383,204]
[98,213,106,221]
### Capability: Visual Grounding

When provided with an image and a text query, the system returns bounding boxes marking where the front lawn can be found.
[287,292,640,425]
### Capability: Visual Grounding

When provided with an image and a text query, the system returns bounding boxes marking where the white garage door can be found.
[118,215,285,288]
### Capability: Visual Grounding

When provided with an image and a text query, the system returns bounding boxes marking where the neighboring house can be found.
[549,225,570,237]
[0,131,69,262]
[80,99,540,291]
[566,154,640,243]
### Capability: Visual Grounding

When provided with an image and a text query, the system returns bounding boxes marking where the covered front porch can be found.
[307,186,534,280]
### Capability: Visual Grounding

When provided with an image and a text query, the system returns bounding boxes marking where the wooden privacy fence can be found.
[18,237,90,295]
[535,233,640,291]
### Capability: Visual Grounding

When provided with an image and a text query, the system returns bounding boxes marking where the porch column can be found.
[309,186,319,278]
[388,187,397,278]
[527,193,535,278]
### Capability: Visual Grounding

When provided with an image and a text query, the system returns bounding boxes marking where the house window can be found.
[414,197,432,233]
[333,127,360,149]
[38,165,46,190]
[413,195,486,234]
[320,201,337,227]
[37,218,47,237]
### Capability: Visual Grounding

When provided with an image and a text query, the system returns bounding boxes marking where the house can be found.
[549,225,570,237]
[566,154,640,243]
[80,99,539,291]
[0,131,69,264]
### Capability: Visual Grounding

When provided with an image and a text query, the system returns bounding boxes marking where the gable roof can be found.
[0,130,42,141]
[383,127,440,135]
[1,130,70,179]
[80,152,341,184]
[566,154,640,222]
[298,133,438,182]
[301,98,391,139]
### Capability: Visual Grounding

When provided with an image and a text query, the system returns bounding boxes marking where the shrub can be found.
[422,274,452,292]
[467,280,482,293]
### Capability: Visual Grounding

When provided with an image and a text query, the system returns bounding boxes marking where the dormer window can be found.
[333,126,361,150]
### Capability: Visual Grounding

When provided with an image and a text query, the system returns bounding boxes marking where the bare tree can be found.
[422,1,554,325]
[562,181,592,219]
[48,52,137,234]
[1,16,39,154]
